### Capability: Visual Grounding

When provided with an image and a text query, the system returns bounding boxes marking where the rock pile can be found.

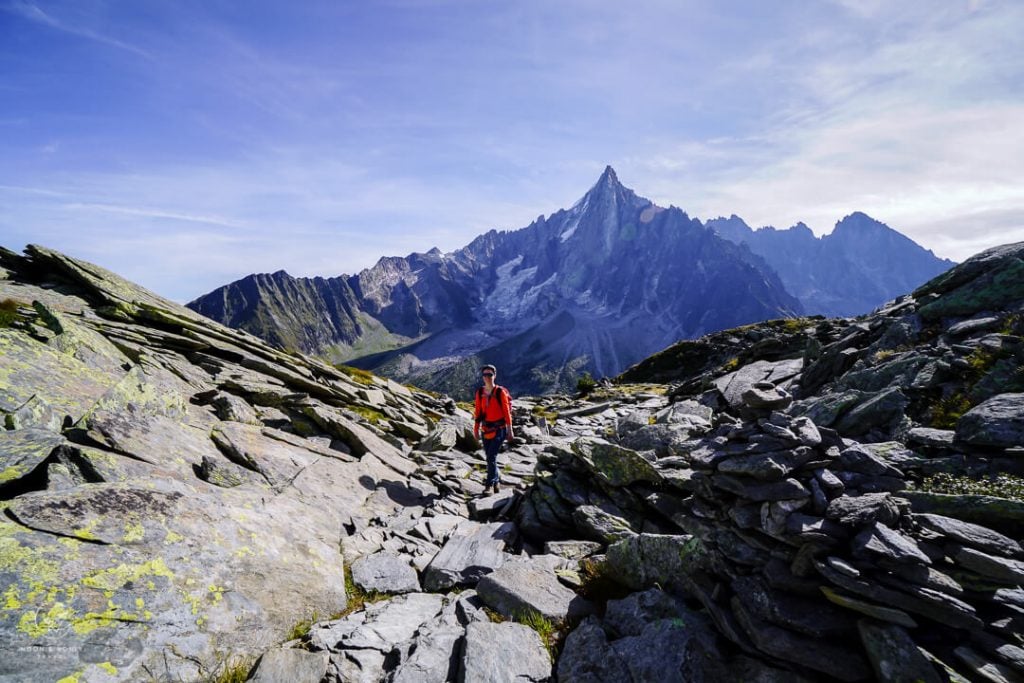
[518,382,1024,681]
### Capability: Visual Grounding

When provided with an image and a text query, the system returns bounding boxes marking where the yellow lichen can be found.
[0,465,26,483]
[17,602,76,637]
[97,662,118,675]
[122,520,144,543]
[164,530,185,544]
[4,586,21,610]
[72,519,101,541]
[80,558,174,592]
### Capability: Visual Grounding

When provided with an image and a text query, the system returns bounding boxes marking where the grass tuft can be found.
[206,655,255,683]
[336,364,376,385]
[576,372,598,397]
[285,613,318,641]
[930,392,973,428]
[0,298,20,327]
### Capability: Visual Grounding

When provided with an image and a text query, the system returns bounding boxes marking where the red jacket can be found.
[474,385,512,437]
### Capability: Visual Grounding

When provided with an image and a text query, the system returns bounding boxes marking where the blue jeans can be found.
[483,427,506,487]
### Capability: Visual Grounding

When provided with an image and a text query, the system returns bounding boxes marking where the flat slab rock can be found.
[337,593,445,652]
[477,560,595,621]
[350,551,421,594]
[955,393,1024,448]
[248,648,329,683]
[422,521,516,590]
[462,620,552,683]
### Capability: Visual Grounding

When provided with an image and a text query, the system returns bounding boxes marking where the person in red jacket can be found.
[473,364,514,494]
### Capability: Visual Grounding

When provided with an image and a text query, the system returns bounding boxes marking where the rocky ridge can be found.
[709,212,955,317]
[1,241,1021,682]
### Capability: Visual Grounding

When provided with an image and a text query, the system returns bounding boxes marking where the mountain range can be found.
[187,167,953,396]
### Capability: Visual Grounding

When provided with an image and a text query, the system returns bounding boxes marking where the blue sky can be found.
[1,0,1022,302]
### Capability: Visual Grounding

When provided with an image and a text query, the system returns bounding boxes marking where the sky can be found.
[1,0,1022,302]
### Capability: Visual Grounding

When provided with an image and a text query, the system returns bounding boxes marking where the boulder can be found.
[557,617,631,683]
[852,523,932,566]
[716,449,809,481]
[350,551,420,594]
[825,493,900,526]
[248,649,329,683]
[461,621,551,683]
[714,359,803,409]
[0,428,65,487]
[572,505,637,543]
[834,387,909,436]
[338,593,445,651]
[956,393,1024,448]
[476,561,594,621]
[571,438,662,486]
[915,513,1023,558]
[422,521,516,590]
[605,534,700,595]
[857,621,942,683]
[741,382,793,412]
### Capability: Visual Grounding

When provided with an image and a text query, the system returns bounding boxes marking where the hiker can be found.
[473,364,514,494]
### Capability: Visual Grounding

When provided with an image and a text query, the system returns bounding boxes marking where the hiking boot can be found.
[493,483,500,494]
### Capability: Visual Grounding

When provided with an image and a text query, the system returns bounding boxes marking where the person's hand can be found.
[473,428,480,440]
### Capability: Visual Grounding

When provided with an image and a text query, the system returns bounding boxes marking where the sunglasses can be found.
[482,372,494,377]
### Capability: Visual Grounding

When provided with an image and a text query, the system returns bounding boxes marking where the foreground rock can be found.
[0,246,474,681]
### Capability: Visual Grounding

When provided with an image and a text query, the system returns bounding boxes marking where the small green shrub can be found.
[965,348,1000,382]
[286,613,317,641]
[917,472,1024,502]
[0,298,20,327]
[207,655,255,683]
[514,609,560,652]
[1000,313,1021,336]
[576,372,598,396]
[931,392,972,428]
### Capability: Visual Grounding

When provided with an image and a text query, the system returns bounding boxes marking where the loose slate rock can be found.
[956,393,1024,448]
[462,621,551,683]
[916,513,1023,559]
[544,540,602,560]
[477,561,594,621]
[0,428,64,486]
[858,621,942,683]
[422,521,516,591]
[951,545,1024,585]
[826,493,900,526]
[248,648,329,683]
[350,551,420,594]
[853,523,932,566]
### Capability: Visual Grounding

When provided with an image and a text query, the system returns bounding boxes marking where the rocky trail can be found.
[1,242,1023,682]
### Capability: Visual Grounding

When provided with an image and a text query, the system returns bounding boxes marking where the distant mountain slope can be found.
[708,213,955,316]
[189,167,803,396]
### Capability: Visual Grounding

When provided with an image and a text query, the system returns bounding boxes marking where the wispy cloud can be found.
[1,0,1021,298]
[3,0,153,59]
